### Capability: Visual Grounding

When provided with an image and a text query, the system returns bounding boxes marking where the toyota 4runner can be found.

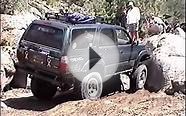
[11,13,152,100]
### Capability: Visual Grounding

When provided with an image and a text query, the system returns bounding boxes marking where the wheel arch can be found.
[133,50,152,71]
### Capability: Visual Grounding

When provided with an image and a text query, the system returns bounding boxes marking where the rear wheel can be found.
[10,68,27,88]
[31,78,57,100]
[74,72,103,100]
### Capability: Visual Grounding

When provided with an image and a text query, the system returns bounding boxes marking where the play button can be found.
[89,47,101,70]
[67,32,120,83]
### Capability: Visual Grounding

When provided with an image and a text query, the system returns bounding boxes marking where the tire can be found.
[74,72,103,100]
[31,78,57,100]
[102,75,122,96]
[10,68,27,88]
[144,58,164,92]
[129,64,147,92]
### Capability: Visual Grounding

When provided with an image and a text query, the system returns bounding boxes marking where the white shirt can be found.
[127,7,140,24]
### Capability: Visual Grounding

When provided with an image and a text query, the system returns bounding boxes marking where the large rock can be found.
[0,0,17,14]
[144,33,185,94]
[1,13,38,48]
[1,13,38,63]
[1,49,16,91]
[172,27,185,38]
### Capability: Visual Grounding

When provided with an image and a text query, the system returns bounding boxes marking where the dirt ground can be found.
[1,89,185,116]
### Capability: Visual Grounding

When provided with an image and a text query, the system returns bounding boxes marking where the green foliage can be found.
[45,0,60,6]
[1,0,185,22]
[135,0,185,22]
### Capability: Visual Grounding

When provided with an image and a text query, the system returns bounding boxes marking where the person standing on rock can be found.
[126,1,140,42]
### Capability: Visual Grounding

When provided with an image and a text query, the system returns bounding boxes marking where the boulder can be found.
[1,49,16,91]
[1,13,38,47]
[173,27,185,38]
[144,33,185,95]
[147,24,161,35]
[1,101,8,109]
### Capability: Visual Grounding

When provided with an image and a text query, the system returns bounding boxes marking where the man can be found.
[121,8,127,29]
[126,1,140,42]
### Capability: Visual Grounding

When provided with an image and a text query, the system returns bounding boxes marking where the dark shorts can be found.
[128,23,138,32]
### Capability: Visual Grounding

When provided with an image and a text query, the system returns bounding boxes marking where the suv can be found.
[11,14,152,100]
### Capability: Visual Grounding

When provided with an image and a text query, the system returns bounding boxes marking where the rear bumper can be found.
[15,62,74,86]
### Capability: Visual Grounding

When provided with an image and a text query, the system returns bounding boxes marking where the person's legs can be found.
[129,31,133,40]
[135,23,139,41]
[132,32,136,41]
[133,31,138,41]
[129,24,136,42]
[129,23,139,42]
[130,32,138,42]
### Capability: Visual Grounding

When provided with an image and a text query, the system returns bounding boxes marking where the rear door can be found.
[67,27,97,73]
[98,27,118,76]
[18,24,65,74]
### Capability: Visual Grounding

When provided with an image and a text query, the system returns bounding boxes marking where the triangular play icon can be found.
[89,47,101,70]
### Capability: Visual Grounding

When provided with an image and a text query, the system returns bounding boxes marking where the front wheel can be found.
[129,64,148,92]
[31,78,57,100]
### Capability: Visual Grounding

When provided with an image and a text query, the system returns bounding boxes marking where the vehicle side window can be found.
[100,28,116,46]
[116,29,130,45]
[72,28,96,49]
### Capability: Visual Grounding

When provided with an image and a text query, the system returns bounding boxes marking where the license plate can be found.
[32,55,44,64]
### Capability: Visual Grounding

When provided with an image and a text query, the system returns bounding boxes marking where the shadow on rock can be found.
[145,57,165,92]
[4,93,78,111]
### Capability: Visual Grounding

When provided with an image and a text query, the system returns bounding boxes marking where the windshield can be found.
[24,24,64,49]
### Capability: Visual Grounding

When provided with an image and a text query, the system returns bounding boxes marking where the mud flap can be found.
[120,74,130,91]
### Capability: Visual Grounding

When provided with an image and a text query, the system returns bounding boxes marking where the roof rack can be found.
[45,12,68,23]
[45,12,106,24]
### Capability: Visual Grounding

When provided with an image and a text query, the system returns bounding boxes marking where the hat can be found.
[128,1,134,6]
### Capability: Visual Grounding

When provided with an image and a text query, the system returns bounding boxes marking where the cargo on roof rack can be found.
[45,12,105,24]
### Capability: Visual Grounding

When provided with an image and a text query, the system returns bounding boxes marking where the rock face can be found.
[1,13,38,47]
[1,13,38,63]
[144,33,185,94]
[1,49,16,91]
[0,0,17,14]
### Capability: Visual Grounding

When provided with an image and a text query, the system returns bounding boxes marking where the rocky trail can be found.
[1,1,185,115]
[1,89,185,116]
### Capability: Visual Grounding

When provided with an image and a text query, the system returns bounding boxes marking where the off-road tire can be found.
[74,72,103,100]
[10,68,27,88]
[128,64,148,93]
[31,78,57,100]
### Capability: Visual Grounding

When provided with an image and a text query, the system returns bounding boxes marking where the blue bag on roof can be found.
[67,12,96,24]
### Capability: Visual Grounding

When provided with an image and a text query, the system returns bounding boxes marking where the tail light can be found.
[17,45,27,61]
[59,56,69,74]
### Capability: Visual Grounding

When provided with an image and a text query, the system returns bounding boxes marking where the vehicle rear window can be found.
[24,24,64,49]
